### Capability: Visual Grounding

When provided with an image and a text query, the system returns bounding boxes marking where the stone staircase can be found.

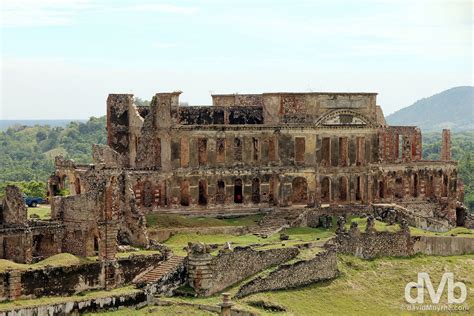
[250,209,306,237]
[133,256,185,285]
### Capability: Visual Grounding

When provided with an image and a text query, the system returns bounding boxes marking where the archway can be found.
[456,207,466,226]
[339,176,348,201]
[442,174,448,197]
[412,173,419,197]
[216,180,226,204]
[321,177,330,203]
[180,180,190,206]
[355,176,362,201]
[378,180,385,199]
[251,178,261,204]
[291,177,308,204]
[198,179,208,205]
[234,179,243,203]
[394,177,404,199]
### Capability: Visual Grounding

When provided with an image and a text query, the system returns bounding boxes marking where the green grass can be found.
[0,253,95,273]
[146,214,230,228]
[346,217,474,237]
[90,305,215,315]
[410,226,474,237]
[163,227,334,256]
[220,214,263,226]
[0,286,140,311]
[170,254,474,315]
[114,250,161,259]
[0,250,161,273]
[28,205,51,219]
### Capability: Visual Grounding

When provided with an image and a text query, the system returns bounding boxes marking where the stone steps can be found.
[134,256,184,284]
[250,209,305,237]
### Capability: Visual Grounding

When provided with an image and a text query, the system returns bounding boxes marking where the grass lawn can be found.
[146,214,262,229]
[90,305,215,315]
[0,253,95,273]
[0,251,160,273]
[169,254,474,315]
[28,204,51,219]
[346,217,474,237]
[163,227,334,256]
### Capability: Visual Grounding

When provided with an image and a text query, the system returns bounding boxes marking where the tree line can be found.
[0,116,472,210]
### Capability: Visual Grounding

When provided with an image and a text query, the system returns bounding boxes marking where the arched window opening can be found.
[234,179,243,203]
[198,179,208,205]
[339,177,348,201]
[180,181,190,206]
[251,178,261,204]
[216,180,226,204]
[321,177,331,203]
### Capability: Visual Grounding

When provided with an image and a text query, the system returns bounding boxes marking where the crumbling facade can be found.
[0,185,63,263]
[49,90,465,252]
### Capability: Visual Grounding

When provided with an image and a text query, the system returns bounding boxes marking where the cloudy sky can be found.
[1,0,472,119]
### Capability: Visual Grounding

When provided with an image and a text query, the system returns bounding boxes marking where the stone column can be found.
[187,243,213,296]
[441,129,451,161]
[219,292,234,316]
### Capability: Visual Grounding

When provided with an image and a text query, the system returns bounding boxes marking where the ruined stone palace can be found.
[0,90,471,311]
[40,91,464,258]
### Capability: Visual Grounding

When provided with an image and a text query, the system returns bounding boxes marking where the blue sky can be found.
[1,0,472,119]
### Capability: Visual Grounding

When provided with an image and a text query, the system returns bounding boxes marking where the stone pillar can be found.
[441,129,451,161]
[107,94,132,166]
[187,243,213,296]
[219,293,234,316]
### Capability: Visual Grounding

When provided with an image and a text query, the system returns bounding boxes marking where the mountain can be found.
[386,86,474,132]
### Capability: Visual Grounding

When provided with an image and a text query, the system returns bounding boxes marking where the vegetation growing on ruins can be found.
[0,116,106,184]
[0,117,472,209]
[145,214,262,228]
[154,254,474,316]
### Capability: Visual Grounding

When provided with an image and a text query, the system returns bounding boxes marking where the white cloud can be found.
[1,0,95,27]
[126,4,197,15]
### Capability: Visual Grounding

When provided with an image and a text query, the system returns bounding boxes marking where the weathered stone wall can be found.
[0,254,163,301]
[236,249,338,298]
[0,291,146,315]
[412,236,474,256]
[334,219,414,259]
[1,185,27,225]
[334,217,474,259]
[187,244,299,296]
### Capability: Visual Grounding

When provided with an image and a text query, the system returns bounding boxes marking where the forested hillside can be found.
[0,116,106,188]
[423,131,474,209]
[0,118,472,209]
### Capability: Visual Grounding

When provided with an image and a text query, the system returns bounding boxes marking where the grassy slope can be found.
[91,305,214,315]
[163,227,334,256]
[167,254,474,316]
[28,205,51,219]
[145,214,262,228]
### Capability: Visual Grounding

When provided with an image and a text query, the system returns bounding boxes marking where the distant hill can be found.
[0,120,87,132]
[386,86,474,132]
